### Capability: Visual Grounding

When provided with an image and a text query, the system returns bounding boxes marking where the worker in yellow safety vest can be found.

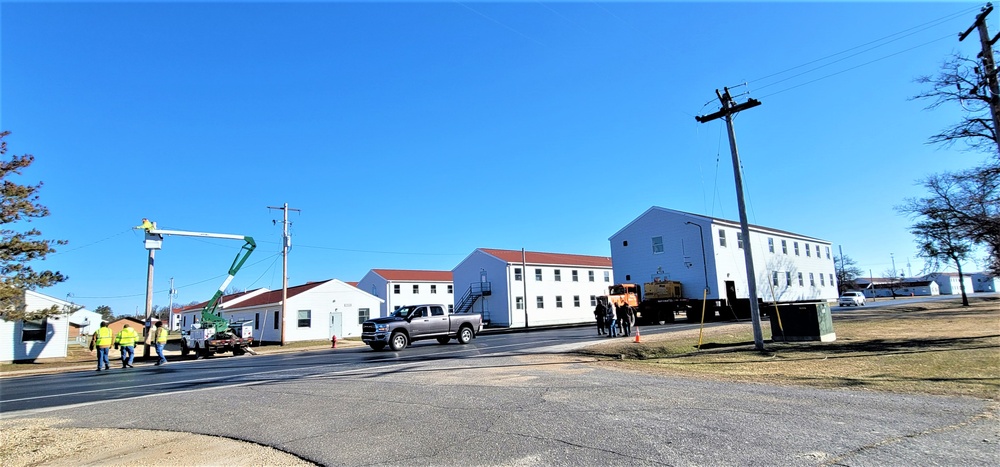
[114,323,139,369]
[153,321,169,366]
[89,321,113,371]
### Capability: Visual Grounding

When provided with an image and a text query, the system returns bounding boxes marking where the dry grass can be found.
[581,296,1000,400]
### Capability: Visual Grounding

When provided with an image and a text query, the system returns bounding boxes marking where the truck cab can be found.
[362,304,483,351]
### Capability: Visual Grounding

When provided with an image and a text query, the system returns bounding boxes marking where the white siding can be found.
[356,271,453,318]
[0,291,71,362]
[971,273,998,293]
[610,207,838,303]
[452,250,612,328]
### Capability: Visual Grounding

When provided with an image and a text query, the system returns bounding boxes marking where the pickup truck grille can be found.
[362,323,376,333]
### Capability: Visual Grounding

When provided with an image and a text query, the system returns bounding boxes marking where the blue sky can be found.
[1,1,990,315]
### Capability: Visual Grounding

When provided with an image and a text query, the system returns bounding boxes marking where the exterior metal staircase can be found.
[455,281,491,321]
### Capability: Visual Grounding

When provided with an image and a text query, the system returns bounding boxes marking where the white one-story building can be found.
[925,272,976,296]
[219,279,382,344]
[0,290,73,362]
[176,288,270,331]
[452,248,613,328]
[356,269,454,318]
[609,207,839,307]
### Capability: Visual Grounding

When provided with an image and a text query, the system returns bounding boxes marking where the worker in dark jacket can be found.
[594,299,607,335]
[620,303,634,337]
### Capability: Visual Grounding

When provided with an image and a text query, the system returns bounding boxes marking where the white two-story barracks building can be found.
[610,207,838,306]
[356,269,454,318]
[452,248,613,327]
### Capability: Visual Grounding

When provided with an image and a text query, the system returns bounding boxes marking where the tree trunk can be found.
[955,257,971,306]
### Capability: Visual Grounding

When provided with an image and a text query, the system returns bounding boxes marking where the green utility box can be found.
[769,301,836,342]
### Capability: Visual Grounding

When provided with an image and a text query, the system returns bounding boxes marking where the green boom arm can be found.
[199,236,256,333]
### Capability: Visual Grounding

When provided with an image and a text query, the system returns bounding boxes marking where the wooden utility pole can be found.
[695,87,765,351]
[268,203,300,345]
[960,3,1000,143]
[143,249,155,358]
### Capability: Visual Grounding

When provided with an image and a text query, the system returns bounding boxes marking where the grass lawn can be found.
[580,296,1000,399]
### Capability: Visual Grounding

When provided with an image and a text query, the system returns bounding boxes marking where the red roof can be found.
[372,269,453,282]
[225,280,332,309]
[479,248,612,267]
[346,281,359,287]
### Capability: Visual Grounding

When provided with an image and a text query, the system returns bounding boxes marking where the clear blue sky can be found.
[1,1,989,316]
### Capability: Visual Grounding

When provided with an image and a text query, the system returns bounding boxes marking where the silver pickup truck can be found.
[361,304,484,351]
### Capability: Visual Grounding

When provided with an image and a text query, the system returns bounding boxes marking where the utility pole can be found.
[167,277,176,330]
[695,87,765,351]
[143,248,155,358]
[838,245,845,294]
[268,203,300,345]
[960,3,1000,143]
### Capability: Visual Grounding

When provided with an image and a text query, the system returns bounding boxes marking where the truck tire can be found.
[437,336,450,345]
[181,342,190,356]
[198,344,210,359]
[369,343,386,351]
[233,347,246,356]
[456,326,474,345]
[389,331,408,351]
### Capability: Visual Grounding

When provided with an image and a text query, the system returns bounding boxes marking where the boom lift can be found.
[138,219,257,357]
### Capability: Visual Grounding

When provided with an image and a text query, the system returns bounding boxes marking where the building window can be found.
[829,274,835,286]
[719,229,727,247]
[785,272,792,286]
[274,311,280,329]
[737,232,744,249]
[255,313,259,330]
[809,273,815,286]
[413,284,419,293]
[358,308,370,324]
[447,285,453,294]
[21,319,45,342]
[816,245,821,257]
[781,240,788,254]
[572,270,579,282]
[626,275,631,281]
[556,296,563,308]
[297,310,311,328]
[590,295,597,306]
[805,243,811,256]
[772,271,779,286]
[589,271,595,282]
[797,272,804,286]
[825,246,831,259]
[604,271,610,282]
[514,268,522,281]
[536,296,544,309]
[393,284,400,294]
[820,274,825,286]
[448,305,454,313]
[652,236,664,254]
[535,269,543,281]
[516,297,524,310]
[430,285,437,294]
[554,269,562,281]
[573,295,580,307]
[768,238,774,253]
[794,242,800,256]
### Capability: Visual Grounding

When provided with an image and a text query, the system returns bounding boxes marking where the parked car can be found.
[838,291,867,307]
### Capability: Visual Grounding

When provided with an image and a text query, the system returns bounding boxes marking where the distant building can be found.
[971,273,998,293]
[924,272,975,296]
[451,248,613,328]
[609,207,838,307]
[0,290,72,362]
[855,278,940,297]
[356,269,454,318]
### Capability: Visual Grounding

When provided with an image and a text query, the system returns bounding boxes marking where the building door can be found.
[329,312,342,339]
[725,281,737,304]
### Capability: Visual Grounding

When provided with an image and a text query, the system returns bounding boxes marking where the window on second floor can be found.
[430,285,437,294]
[535,268,543,281]
[447,285,453,294]
[514,268,522,281]
[652,236,664,254]
[572,270,579,281]
[588,271,595,282]
[772,271,779,286]
[809,272,815,286]
[719,229,727,247]
[737,232,744,249]
[785,272,792,286]
[604,271,610,282]
[794,242,800,256]
[825,246,831,259]
[805,243,811,256]
[781,240,788,254]
[393,284,400,294]
[554,269,561,281]
[798,272,804,286]
[412,284,419,294]
[768,238,774,253]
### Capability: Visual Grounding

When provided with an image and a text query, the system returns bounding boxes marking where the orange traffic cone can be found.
[634,326,641,343]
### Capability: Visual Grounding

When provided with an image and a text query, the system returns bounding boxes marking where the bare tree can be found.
[907,209,973,306]
[833,254,864,293]
[913,54,998,155]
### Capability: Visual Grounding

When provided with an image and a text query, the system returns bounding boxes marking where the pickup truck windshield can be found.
[390,307,415,318]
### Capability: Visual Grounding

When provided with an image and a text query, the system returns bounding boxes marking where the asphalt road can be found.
[1,318,997,466]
